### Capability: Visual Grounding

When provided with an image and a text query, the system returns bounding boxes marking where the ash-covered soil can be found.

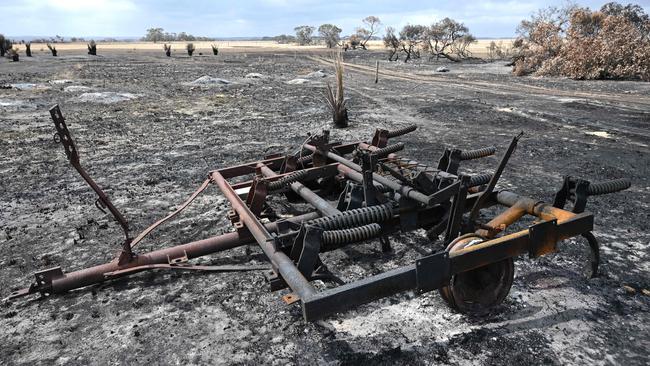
[1,49,649,365]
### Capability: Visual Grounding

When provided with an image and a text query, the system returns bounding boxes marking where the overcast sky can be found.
[3,0,649,38]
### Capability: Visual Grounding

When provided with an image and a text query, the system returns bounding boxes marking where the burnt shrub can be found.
[513,2,650,80]
[0,34,12,57]
[87,40,97,55]
[186,43,195,56]
[47,43,57,56]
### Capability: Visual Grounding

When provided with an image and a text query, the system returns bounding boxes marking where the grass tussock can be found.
[324,51,348,128]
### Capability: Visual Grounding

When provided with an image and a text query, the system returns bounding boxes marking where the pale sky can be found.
[2,0,649,38]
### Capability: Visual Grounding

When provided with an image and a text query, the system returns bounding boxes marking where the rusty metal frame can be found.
[3,105,631,322]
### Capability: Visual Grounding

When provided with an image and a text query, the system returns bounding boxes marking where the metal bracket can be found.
[413,171,437,195]
[336,182,364,211]
[282,292,300,305]
[246,178,268,216]
[553,176,590,213]
[280,155,298,174]
[529,219,559,258]
[227,210,240,224]
[360,151,378,207]
[444,176,470,244]
[290,225,322,278]
[415,252,450,293]
[34,267,64,296]
[399,196,419,231]
[437,148,462,175]
[371,128,389,148]
[167,250,189,265]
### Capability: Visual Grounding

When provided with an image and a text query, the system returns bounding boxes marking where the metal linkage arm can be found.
[49,105,132,259]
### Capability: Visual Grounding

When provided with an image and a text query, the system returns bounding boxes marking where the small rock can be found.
[189,76,231,85]
[64,85,93,93]
[303,70,327,79]
[49,79,73,84]
[623,285,636,295]
[9,83,51,91]
[75,92,140,104]
[436,66,450,72]
[285,78,311,85]
[245,73,264,79]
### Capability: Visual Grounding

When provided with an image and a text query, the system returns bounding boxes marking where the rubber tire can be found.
[439,238,515,315]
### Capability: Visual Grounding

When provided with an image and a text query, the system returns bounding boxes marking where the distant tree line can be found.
[269,16,383,49]
[383,18,476,62]
[273,15,475,63]
[142,28,215,42]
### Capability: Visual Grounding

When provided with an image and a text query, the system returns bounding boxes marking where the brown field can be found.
[14,39,513,58]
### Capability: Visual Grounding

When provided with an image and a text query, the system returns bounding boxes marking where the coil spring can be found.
[296,153,313,166]
[373,143,404,157]
[321,223,382,248]
[460,146,496,160]
[386,125,417,138]
[374,184,393,193]
[307,203,394,231]
[586,178,631,196]
[469,174,493,187]
[267,170,309,191]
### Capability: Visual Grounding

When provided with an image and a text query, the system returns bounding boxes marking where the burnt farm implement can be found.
[4,105,631,320]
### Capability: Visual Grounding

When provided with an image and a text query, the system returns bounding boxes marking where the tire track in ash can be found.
[309,55,650,110]
[309,55,650,140]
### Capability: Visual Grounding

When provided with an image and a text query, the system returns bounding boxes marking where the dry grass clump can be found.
[324,52,348,128]
[514,2,650,80]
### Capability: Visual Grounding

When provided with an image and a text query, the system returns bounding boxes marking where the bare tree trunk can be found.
[438,52,460,62]
[375,61,379,83]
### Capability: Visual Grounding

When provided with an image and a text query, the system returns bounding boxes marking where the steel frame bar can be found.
[303,143,435,205]
[211,170,317,300]
[258,164,341,216]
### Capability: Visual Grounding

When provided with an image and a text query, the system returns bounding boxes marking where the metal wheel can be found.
[439,235,514,315]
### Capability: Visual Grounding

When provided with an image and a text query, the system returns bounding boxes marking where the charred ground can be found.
[0,49,648,365]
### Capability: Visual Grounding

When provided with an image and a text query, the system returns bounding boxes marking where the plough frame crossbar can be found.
[4,105,631,321]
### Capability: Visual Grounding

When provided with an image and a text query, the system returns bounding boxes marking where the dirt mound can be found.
[189,76,232,85]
